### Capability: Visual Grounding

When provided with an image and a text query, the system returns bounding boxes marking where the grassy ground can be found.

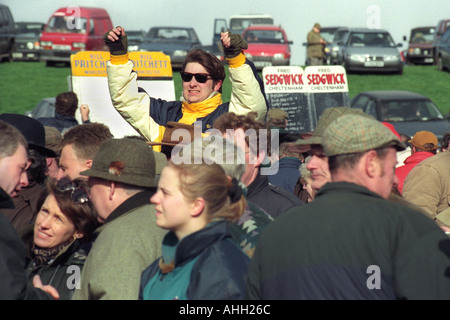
[1,61,449,114]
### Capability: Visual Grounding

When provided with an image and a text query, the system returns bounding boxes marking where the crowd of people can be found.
[0,25,449,301]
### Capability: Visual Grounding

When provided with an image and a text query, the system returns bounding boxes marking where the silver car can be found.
[337,28,403,74]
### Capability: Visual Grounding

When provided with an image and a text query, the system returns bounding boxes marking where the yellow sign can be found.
[71,51,173,77]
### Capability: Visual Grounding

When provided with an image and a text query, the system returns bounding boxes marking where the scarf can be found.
[32,238,75,266]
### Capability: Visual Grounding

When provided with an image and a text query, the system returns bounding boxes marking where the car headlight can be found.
[408,48,421,55]
[128,45,139,52]
[40,41,52,49]
[348,54,365,62]
[26,41,35,50]
[384,55,400,62]
[174,50,187,57]
[72,42,86,50]
[273,53,285,60]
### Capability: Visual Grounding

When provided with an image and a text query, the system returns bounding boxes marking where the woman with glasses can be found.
[20,178,98,300]
[104,26,267,152]
[139,161,250,300]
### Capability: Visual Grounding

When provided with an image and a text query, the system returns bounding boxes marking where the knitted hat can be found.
[409,131,438,151]
[267,108,288,121]
[323,114,406,157]
[295,107,371,146]
[44,126,62,156]
[80,138,167,188]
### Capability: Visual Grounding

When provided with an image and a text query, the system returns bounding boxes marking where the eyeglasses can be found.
[180,72,212,83]
[56,178,89,204]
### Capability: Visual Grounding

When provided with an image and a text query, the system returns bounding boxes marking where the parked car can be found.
[139,26,202,69]
[0,4,15,62]
[350,90,450,140]
[126,29,146,52]
[404,26,435,65]
[335,28,403,74]
[326,27,349,65]
[39,7,113,66]
[13,22,44,61]
[25,97,56,118]
[432,19,450,63]
[242,24,292,70]
[435,28,450,72]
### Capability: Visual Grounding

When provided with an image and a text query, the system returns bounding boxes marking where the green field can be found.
[1,61,450,115]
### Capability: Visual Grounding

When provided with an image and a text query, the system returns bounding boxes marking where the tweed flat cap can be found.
[267,108,288,121]
[323,114,406,157]
[296,107,371,146]
[80,138,167,188]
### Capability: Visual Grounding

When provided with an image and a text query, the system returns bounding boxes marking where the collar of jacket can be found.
[403,151,434,165]
[0,187,14,210]
[160,220,229,268]
[317,181,384,200]
[55,112,78,124]
[102,189,156,225]
[247,173,269,197]
[179,92,222,124]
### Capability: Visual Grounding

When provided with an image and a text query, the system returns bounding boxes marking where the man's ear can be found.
[191,197,205,218]
[109,181,117,200]
[365,150,381,178]
[86,159,93,169]
[213,80,223,92]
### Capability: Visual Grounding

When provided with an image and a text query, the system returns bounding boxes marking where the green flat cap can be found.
[323,114,406,157]
[80,138,167,188]
[296,107,371,146]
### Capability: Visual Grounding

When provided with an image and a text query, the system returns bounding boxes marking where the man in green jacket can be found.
[247,114,450,300]
[73,137,167,300]
[307,23,326,66]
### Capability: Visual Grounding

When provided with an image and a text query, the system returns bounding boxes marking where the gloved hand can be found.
[223,32,248,59]
[103,29,128,56]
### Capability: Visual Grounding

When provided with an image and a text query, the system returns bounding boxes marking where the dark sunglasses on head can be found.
[56,178,89,204]
[180,72,212,83]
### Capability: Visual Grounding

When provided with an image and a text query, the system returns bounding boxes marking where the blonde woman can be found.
[140,161,250,300]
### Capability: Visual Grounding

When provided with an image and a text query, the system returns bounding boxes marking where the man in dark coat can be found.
[0,120,57,299]
[213,112,303,219]
[247,114,450,300]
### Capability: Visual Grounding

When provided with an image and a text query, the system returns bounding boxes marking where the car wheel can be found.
[437,56,444,71]
[397,65,403,75]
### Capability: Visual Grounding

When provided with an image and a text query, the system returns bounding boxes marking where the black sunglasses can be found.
[180,72,212,83]
[56,178,89,204]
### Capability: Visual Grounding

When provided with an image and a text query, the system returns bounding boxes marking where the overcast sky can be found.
[3,0,450,65]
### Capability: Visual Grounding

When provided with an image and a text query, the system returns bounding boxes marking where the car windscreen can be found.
[381,100,444,122]
[15,23,43,35]
[229,18,273,33]
[347,32,396,47]
[148,28,191,40]
[410,28,435,43]
[44,16,87,34]
[244,30,285,44]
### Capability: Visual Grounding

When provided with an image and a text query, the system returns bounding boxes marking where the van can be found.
[39,7,113,66]
[0,4,15,62]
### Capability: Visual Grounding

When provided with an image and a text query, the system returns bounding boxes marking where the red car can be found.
[39,7,113,66]
[242,24,293,70]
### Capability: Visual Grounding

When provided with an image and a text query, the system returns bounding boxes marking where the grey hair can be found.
[175,135,246,181]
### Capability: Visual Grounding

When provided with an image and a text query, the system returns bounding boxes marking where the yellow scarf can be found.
[152,93,222,151]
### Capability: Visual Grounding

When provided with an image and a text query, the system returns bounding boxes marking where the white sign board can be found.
[70,51,175,138]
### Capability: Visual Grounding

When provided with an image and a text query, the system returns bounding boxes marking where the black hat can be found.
[0,113,57,157]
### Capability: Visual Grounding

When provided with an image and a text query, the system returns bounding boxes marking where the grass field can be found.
[1,60,449,114]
